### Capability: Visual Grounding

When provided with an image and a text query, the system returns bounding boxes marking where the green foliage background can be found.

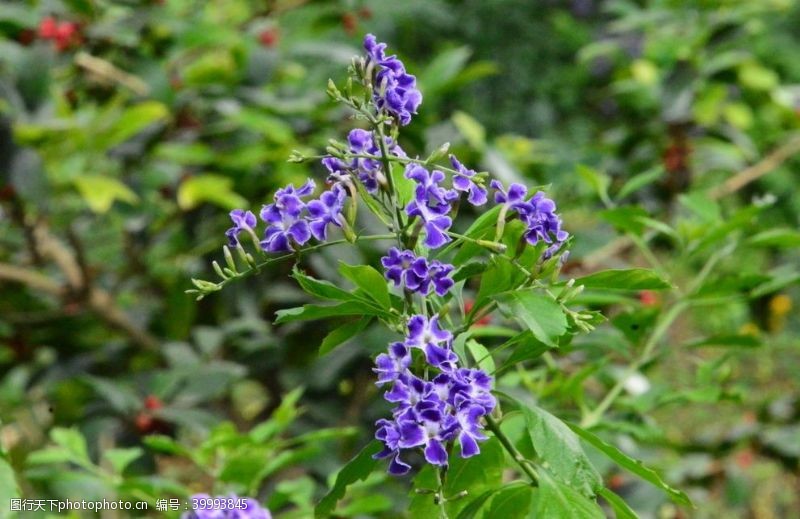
[0,0,798,517]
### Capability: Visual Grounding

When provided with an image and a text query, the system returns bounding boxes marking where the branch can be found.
[2,222,159,351]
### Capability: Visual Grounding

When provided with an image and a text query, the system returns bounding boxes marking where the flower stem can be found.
[484,414,538,485]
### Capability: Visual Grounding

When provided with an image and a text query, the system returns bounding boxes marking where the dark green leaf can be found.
[487,484,535,518]
[495,290,567,348]
[338,262,391,308]
[574,269,672,291]
[685,334,761,349]
[319,318,371,355]
[292,268,354,301]
[274,301,385,324]
[143,435,193,457]
[567,423,692,506]
[315,441,382,518]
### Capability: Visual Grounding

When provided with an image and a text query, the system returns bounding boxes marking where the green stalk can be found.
[485,415,538,485]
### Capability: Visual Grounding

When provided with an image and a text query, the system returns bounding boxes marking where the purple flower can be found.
[519,191,569,258]
[455,405,489,458]
[405,315,458,371]
[364,34,422,126]
[396,406,456,466]
[490,179,529,211]
[374,342,412,386]
[491,181,568,258]
[306,184,347,241]
[405,165,457,249]
[183,494,271,519]
[321,129,406,194]
[381,248,454,296]
[374,418,412,475]
[226,209,257,247]
[259,180,315,253]
[449,155,487,206]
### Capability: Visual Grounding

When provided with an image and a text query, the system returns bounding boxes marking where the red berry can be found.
[54,22,78,51]
[639,290,658,307]
[258,28,279,48]
[341,13,357,35]
[38,17,58,39]
[144,395,163,411]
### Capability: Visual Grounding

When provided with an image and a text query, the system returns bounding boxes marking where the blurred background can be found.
[0,0,798,517]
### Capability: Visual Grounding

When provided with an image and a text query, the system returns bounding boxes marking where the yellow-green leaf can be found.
[177,174,247,210]
[74,176,139,213]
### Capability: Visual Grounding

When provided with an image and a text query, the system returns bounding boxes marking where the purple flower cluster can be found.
[322,129,406,194]
[257,180,347,253]
[381,248,454,297]
[373,315,495,475]
[405,165,458,249]
[491,180,569,258]
[182,494,271,519]
[364,34,422,126]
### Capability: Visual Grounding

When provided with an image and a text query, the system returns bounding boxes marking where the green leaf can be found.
[599,206,649,235]
[50,427,92,468]
[143,435,193,457]
[105,101,169,148]
[577,164,611,205]
[177,174,247,210]
[747,228,800,249]
[319,318,371,356]
[521,405,602,497]
[455,487,504,519]
[567,423,692,506]
[292,268,354,301]
[104,447,143,474]
[154,142,215,165]
[749,266,800,298]
[616,167,663,199]
[476,257,522,310]
[495,290,567,348]
[274,301,385,324]
[466,340,495,374]
[452,111,486,151]
[338,262,390,308]
[0,456,20,518]
[573,269,672,291]
[315,441,382,518]
[502,331,550,369]
[419,46,472,95]
[599,488,639,519]
[391,160,416,207]
[535,471,604,519]
[486,484,536,518]
[685,334,761,349]
[73,176,139,213]
[250,387,304,443]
